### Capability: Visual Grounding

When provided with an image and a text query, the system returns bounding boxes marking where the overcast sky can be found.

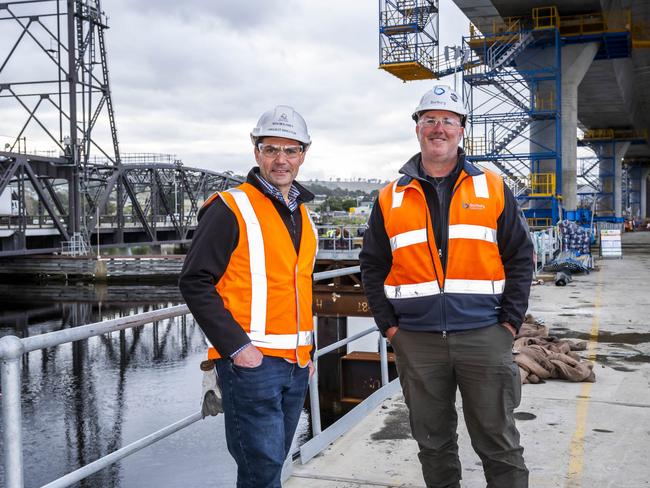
[0,0,470,181]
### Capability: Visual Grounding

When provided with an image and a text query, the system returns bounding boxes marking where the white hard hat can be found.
[412,85,467,125]
[250,105,311,146]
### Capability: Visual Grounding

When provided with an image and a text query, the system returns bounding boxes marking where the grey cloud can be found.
[115,0,290,30]
[1,0,471,180]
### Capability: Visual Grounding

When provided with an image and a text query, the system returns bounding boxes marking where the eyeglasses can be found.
[257,143,304,159]
[417,116,462,128]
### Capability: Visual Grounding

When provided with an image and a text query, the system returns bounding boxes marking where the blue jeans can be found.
[215,356,309,488]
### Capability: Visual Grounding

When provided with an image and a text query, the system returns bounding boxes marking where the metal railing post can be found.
[308,367,322,437]
[379,336,389,386]
[309,317,322,436]
[0,335,25,488]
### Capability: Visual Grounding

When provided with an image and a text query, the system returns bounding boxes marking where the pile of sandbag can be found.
[514,315,595,384]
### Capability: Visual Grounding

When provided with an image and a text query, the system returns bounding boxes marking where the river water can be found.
[0,283,311,488]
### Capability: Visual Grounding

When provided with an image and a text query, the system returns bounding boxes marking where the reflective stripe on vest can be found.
[305,210,319,269]
[390,228,427,251]
[226,188,313,351]
[472,173,489,198]
[384,278,503,299]
[391,180,405,208]
[384,280,440,299]
[448,224,497,243]
[229,189,267,336]
[444,279,505,295]
[389,224,496,254]
[249,331,313,349]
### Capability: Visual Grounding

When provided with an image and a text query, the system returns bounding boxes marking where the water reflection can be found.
[0,284,238,488]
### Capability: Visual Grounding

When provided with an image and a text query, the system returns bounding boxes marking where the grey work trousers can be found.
[390,324,528,488]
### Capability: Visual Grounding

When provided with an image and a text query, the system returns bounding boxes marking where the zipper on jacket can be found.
[440,172,471,335]
[443,173,471,275]
[422,206,445,331]
[290,213,298,250]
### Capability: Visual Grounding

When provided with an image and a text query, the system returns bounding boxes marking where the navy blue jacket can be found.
[360,150,534,335]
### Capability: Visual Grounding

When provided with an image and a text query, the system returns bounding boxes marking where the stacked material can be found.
[558,219,591,255]
[513,315,595,384]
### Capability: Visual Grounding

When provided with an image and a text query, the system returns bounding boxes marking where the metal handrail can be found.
[316,225,367,252]
[0,266,364,488]
[303,324,394,466]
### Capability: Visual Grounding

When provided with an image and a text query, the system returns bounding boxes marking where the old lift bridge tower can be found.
[0,0,119,252]
[0,0,240,256]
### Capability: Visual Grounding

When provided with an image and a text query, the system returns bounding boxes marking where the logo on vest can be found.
[462,202,485,210]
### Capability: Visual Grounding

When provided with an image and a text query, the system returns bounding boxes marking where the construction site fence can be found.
[530,226,561,274]
[0,265,390,488]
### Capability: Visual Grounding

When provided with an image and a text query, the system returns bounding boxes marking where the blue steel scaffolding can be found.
[579,129,647,222]
[462,14,562,228]
[461,6,633,227]
[378,0,440,81]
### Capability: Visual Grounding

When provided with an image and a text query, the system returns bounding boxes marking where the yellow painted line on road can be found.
[564,272,602,488]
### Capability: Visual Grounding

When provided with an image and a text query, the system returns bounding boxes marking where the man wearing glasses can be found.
[360,85,533,488]
[180,106,316,488]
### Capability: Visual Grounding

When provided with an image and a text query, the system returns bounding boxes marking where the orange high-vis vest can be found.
[203,182,317,367]
[377,168,506,330]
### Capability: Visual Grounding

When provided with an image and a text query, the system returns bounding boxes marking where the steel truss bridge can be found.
[0,151,241,256]
[0,0,241,256]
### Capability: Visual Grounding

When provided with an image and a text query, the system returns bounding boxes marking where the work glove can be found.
[200,360,223,417]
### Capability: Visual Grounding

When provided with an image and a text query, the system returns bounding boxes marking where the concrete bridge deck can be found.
[286,231,650,487]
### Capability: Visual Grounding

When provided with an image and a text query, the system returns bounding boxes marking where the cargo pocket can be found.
[510,361,522,409]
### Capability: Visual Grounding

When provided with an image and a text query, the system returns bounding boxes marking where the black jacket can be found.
[359,149,533,334]
[178,168,314,357]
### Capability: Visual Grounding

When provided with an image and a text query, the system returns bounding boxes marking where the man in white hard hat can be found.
[180,105,317,488]
[360,85,533,487]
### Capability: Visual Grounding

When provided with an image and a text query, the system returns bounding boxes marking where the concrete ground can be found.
[286,231,650,488]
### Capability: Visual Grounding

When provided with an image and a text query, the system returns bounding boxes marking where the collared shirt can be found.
[254,173,300,213]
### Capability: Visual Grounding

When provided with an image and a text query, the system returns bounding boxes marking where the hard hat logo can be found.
[250,105,311,146]
[412,84,467,125]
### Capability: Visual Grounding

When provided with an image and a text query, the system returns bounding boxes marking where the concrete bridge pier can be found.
[560,43,599,212]
[596,141,630,217]
[525,43,598,213]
